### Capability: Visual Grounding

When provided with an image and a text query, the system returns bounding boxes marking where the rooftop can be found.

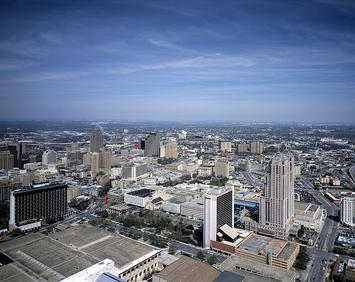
[154,256,221,282]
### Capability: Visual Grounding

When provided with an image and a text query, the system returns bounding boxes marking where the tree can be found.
[9,228,24,237]
[168,244,176,255]
[207,254,217,265]
[196,250,205,260]
[107,226,115,232]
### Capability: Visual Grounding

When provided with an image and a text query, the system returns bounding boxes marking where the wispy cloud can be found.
[40,32,62,44]
[1,71,90,83]
[109,54,255,74]
[0,59,37,72]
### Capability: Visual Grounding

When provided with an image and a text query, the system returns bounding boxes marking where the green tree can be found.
[168,244,176,255]
[196,250,205,260]
[207,254,217,265]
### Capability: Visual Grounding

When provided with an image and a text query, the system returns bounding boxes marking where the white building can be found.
[341,197,355,226]
[42,150,58,165]
[203,188,234,249]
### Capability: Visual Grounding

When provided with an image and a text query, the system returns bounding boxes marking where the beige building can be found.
[233,233,299,271]
[251,142,263,154]
[238,144,250,153]
[214,159,229,177]
[219,141,232,153]
[0,151,14,171]
[164,141,178,158]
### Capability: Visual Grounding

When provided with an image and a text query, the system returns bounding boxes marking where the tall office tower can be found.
[341,197,355,226]
[219,141,232,153]
[99,150,112,171]
[9,183,68,231]
[259,153,295,239]
[42,149,58,165]
[0,151,14,171]
[159,143,166,158]
[91,152,100,177]
[8,142,26,168]
[251,142,263,154]
[214,158,229,177]
[203,188,234,248]
[238,144,250,153]
[164,141,178,158]
[144,133,160,157]
[90,127,103,153]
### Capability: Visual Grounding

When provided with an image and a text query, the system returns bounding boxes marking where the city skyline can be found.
[1,0,355,122]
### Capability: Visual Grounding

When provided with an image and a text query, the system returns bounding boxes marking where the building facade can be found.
[203,188,234,248]
[0,151,14,171]
[90,127,103,153]
[251,142,263,154]
[341,197,355,226]
[219,141,232,153]
[42,149,58,165]
[144,133,160,157]
[9,183,68,231]
[214,159,229,177]
[258,153,295,239]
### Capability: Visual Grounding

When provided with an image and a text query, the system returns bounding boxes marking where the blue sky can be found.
[0,0,354,122]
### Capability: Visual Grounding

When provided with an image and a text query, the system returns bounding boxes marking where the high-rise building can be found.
[0,151,14,171]
[214,159,229,177]
[42,149,58,165]
[9,183,68,231]
[258,153,295,239]
[238,144,250,153]
[144,133,160,157]
[164,141,178,158]
[91,152,100,177]
[122,163,148,180]
[341,197,355,226]
[203,188,234,248]
[90,127,103,153]
[251,142,263,154]
[219,141,232,153]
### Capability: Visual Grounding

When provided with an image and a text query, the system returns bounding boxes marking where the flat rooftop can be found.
[0,224,156,281]
[13,182,68,195]
[238,234,286,256]
[127,188,153,197]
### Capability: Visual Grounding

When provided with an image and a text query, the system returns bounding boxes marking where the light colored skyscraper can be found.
[258,153,295,239]
[251,142,263,154]
[164,141,178,158]
[203,188,234,248]
[42,149,58,165]
[214,158,229,177]
[90,127,103,153]
[341,197,355,226]
[219,141,232,153]
[0,151,14,171]
[238,144,250,153]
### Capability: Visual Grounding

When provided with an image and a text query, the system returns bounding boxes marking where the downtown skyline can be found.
[1,0,355,122]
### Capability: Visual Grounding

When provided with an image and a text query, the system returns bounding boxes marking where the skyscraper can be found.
[251,142,263,154]
[258,153,295,239]
[9,183,68,231]
[42,149,58,165]
[203,188,234,248]
[90,127,103,153]
[144,133,160,157]
[214,158,229,177]
[219,141,232,153]
[0,151,14,171]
